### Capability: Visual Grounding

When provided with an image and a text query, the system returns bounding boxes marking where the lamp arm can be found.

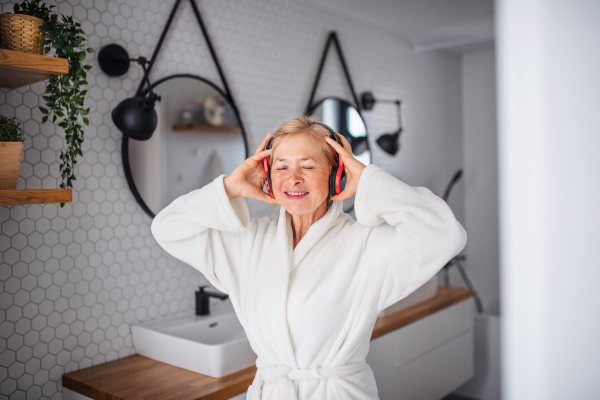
[115,55,156,99]
[136,58,155,99]
[396,101,403,132]
[375,99,401,105]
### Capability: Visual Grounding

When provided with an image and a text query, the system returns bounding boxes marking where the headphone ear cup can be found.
[263,136,276,198]
[330,153,347,196]
[267,167,274,197]
[331,166,347,195]
[339,169,346,192]
[329,167,338,196]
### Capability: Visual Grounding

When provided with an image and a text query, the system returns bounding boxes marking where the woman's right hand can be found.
[223,132,279,204]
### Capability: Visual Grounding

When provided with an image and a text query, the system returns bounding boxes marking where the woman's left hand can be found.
[325,133,367,201]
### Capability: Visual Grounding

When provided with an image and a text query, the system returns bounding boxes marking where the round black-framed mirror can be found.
[307,96,371,213]
[122,74,249,219]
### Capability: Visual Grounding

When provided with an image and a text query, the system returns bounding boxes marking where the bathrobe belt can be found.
[247,358,367,400]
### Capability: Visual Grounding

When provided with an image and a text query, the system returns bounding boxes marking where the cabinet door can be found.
[395,329,474,400]
[367,329,401,399]
[367,299,475,400]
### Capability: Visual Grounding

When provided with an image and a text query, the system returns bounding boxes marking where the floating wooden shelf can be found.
[371,286,474,340]
[172,123,241,134]
[0,188,72,206]
[0,48,69,89]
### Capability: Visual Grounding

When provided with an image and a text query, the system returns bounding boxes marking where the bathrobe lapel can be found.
[246,204,297,370]
[246,201,345,372]
[290,200,344,272]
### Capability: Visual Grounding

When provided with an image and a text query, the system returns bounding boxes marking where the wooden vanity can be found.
[63,286,474,400]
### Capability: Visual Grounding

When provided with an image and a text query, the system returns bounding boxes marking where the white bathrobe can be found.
[150,163,467,400]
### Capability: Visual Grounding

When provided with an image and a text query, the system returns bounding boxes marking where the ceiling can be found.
[302,0,495,54]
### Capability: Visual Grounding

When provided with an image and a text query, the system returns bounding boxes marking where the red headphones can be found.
[263,122,346,199]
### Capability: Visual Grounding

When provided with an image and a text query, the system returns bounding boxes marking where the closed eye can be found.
[275,166,314,170]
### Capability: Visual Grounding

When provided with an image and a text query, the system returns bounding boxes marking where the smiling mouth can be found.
[285,191,309,197]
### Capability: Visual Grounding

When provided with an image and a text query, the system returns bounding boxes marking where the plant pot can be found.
[0,141,24,189]
[0,13,45,55]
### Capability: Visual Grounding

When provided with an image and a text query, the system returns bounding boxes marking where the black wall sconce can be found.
[98,43,161,141]
[361,91,403,156]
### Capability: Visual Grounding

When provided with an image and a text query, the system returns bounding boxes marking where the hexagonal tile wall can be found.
[0,0,464,399]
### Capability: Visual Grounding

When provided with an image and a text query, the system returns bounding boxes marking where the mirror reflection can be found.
[309,97,371,166]
[129,76,247,216]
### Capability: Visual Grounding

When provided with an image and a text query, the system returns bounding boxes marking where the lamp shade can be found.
[112,96,158,141]
[376,131,400,156]
[349,135,368,156]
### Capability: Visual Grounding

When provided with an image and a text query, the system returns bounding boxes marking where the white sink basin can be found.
[378,276,438,317]
[131,302,256,377]
[131,277,437,378]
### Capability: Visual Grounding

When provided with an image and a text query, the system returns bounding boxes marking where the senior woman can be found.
[150,116,467,400]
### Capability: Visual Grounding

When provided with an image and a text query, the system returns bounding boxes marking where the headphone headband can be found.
[264,121,342,151]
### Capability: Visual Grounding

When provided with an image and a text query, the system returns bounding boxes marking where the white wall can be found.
[0,0,464,398]
[451,48,502,400]
[497,0,600,398]
[461,49,500,316]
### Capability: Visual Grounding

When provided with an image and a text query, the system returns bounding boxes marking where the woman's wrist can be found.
[223,176,240,200]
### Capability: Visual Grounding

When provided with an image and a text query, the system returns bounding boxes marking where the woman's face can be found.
[270,134,330,216]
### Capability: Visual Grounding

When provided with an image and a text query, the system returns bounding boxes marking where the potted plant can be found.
[4,0,95,206]
[0,115,25,190]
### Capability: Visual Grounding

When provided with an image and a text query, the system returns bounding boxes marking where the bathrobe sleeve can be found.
[354,164,467,314]
[150,174,250,294]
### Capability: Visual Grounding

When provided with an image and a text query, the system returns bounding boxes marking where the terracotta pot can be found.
[0,141,24,189]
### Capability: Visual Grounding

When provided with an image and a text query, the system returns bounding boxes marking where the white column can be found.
[496,0,600,399]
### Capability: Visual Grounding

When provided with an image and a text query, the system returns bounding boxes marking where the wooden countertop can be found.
[63,286,473,400]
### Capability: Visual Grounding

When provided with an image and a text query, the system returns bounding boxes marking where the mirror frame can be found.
[119,0,248,219]
[123,73,249,218]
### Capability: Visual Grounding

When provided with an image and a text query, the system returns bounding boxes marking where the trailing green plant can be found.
[0,115,25,142]
[13,0,95,207]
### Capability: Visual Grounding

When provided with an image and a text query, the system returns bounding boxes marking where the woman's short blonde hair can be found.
[268,115,339,210]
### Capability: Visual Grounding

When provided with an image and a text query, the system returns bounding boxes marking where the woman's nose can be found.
[287,167,304,182]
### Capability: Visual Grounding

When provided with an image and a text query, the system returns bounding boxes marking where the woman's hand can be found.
[325,133,367,201]
[223,132,279,204]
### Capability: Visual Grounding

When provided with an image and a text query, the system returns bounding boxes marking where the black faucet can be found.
[195,285,229,316]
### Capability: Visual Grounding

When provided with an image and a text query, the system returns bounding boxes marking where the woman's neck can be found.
[291,201,328,249]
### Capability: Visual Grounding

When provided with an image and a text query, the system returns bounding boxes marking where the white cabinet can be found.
[367,298,475,400]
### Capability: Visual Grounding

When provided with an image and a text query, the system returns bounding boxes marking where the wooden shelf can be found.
[371,286,474,340]
[0,48,69,89]
[0,189,72,205]
[172,123,241,134]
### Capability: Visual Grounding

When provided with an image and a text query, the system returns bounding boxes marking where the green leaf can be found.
[83,117,89,126]
[39,106,49,114]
